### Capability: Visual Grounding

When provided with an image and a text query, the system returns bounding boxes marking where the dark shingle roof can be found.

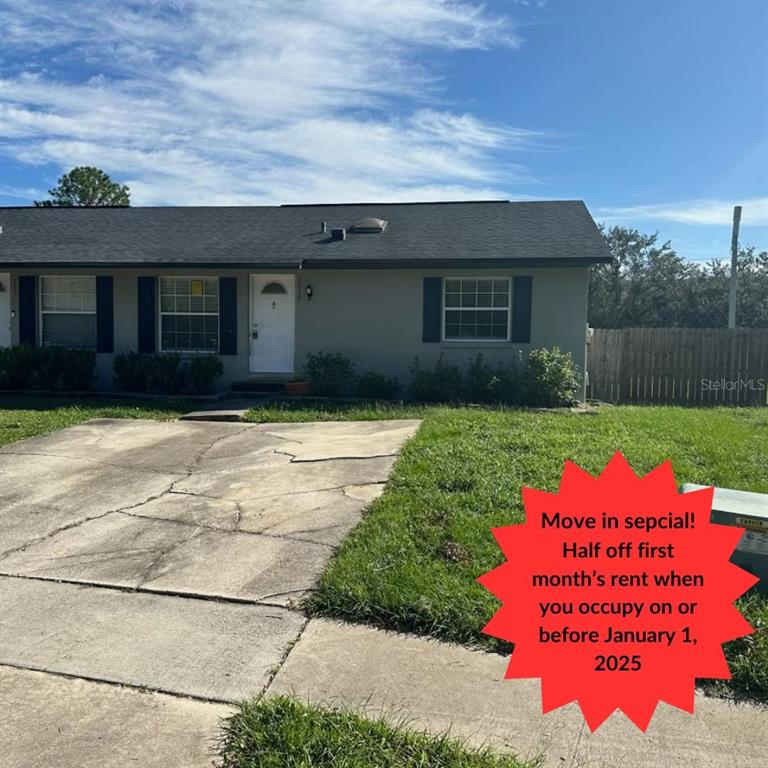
[0,200,611,268]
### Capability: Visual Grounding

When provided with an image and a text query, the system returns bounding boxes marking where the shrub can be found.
[0,345,36,389]
[146,353,187,394]
[113,351,152,393]
[304,352,357,397]
[355,371,401,400]
[408,354,464,403]
[113,351,224,394]
[0,345,95,391]
[188,355,224,394]
[463,354,521,404]
[523,346,580,407]
[55,347,97,390]
[405,348,579,407]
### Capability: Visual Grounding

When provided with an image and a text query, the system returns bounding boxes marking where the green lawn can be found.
[219,696,531,768]
[247,402,768,701]
[243,399,431,423]
[0,395,193,447]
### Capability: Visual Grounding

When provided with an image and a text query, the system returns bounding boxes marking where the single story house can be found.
[0,200,611,396]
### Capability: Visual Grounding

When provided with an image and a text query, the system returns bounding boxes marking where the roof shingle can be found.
[0,200,611,268]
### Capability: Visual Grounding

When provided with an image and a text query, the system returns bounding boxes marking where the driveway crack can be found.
[273,449,399,463]
[0,476,184,561]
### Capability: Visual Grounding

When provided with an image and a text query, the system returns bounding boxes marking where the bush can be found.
[356,371,401,400]
[304,352,357,397]
[0,345,95,391]
[408,354,464,403]
[113,351,224,395]
[0,345,36,389]
[146,353,187,394]
[523,346,580,407]
[463,354,521,404]
[113,351,152,393]
[405,348,579,407]
[188,355,225,394]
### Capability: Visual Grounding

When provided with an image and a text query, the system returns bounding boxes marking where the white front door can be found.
[0,274,10,347]
[249,274,295,373]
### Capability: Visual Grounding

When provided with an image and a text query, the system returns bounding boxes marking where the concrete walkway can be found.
[266,618,768,768]
[0,417,419,767]
[2,416,766,767]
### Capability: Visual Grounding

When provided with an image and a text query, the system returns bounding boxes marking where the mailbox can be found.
[681,483,768,593]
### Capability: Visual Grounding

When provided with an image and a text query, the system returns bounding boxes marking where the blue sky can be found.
[0,0,765,262]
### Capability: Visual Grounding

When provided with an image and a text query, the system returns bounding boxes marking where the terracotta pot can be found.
[284,380,311,397]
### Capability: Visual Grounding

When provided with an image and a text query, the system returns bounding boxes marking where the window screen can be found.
[40,276,97,349]
[443,278,510,341]
[159,277,219,352]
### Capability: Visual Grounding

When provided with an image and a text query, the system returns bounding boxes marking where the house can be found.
[0,200,611,396]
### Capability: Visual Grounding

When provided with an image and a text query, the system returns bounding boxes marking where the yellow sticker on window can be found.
[191,280,204,296]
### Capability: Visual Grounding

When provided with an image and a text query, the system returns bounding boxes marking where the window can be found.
[443,278,510,341]
[159,276,219,352]
[261,281,287,294]
[40,276,97,349]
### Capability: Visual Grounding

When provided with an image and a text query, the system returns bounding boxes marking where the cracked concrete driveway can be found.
[0,417,419,768]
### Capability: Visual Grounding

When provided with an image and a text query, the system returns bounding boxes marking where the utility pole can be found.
[728,205,742,329]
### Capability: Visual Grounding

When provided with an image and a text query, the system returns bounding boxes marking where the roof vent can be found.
[330,227,346,241]
[350,217,387,233]
[321,221,327,234]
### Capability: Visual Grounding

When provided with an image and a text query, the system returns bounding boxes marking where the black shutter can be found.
[96,276,114,353]
[511,276,533,343]
[219,276,237,355]
[18,275,37,346]
[422,277,442,342]
[137,276,157,353]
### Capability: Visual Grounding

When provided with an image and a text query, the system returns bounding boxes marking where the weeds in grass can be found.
[219,696,534,768]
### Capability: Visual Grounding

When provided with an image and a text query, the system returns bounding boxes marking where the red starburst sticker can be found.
[477,452,758,732]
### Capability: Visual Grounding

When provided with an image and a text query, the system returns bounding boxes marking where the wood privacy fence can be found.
[587,328,768,405]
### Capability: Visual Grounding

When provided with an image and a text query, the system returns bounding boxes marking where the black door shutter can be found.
[137,276,157,353]
[511,276,533,343]
[219,276,237,355]
[422,277,442,343]
[18,275,37,346]
[96,276,114,353]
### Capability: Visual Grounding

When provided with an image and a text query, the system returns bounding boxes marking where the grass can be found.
[244,399,430,423]
[246,402,768,702]
[0,394,193,448]
[218,696,531,768]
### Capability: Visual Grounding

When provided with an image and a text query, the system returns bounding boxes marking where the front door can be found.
[0,274,10,347]
[249,274,295,373]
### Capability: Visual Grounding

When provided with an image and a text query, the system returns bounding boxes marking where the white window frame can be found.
[39,274,97,349]
[441,276,511,343]
[158,276,220,354]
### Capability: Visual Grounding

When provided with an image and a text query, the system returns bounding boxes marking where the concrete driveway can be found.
[0,417,419,767]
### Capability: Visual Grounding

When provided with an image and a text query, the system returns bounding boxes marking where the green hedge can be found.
[408,348,579,406]
[303,347,580,406]
[113,351,223,394]
[0,346,96,391]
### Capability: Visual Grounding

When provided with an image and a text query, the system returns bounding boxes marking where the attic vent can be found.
[350,217,387,233]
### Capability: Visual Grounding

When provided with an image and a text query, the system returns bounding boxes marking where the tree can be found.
[588,226,694,327]
[34,166,130,207]
[589,225,768,328]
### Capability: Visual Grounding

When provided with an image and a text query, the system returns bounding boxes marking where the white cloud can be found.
[0,0,531,205]
[596,198,768,227]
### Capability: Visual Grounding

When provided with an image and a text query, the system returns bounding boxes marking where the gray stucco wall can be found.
[296,267,589,397]
[7,266,589,397]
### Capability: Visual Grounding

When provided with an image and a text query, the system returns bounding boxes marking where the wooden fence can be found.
[587,328,768,405]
